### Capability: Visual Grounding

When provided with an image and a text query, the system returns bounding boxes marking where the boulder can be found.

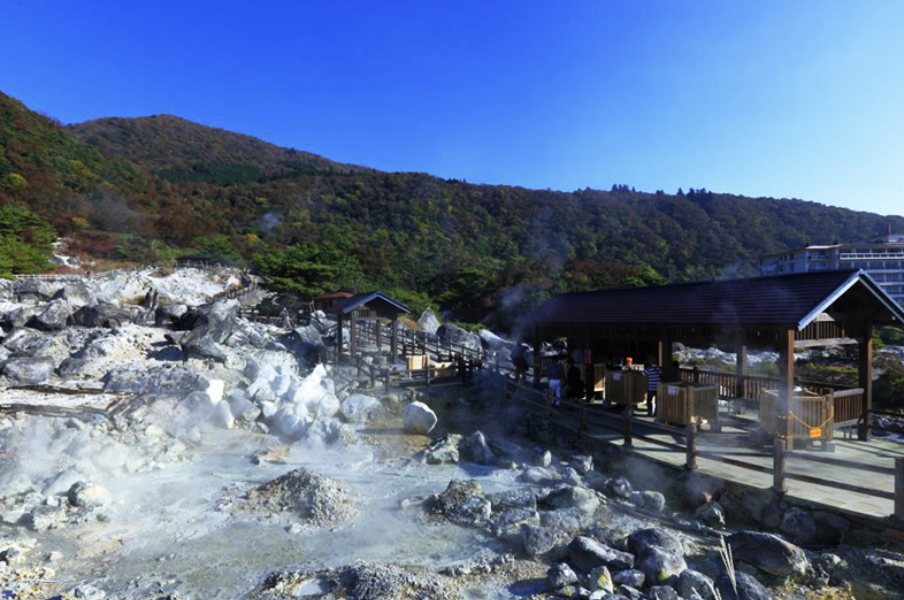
[488,488,537,511]
[569,454,594,475]
[417,307,441,335]
[636,546,687,586]
[626,528,683,556]
[103,365,209,398]
[210,401,235,429]
[813,511,850,545]
[613,569,645,589]
[648,586,680,600]
[677,570,717,600]
[290,365,340,419]
[155,304,189,326]
[588,565,614,594]
[71,303,141,328]
[403,401,437,435]
[227,390,261,422]
[716,571,773,600]
[493,507,540,544]
[3,357,54,386]
[568,536,635,574]
[519,466,562,486]
[695,500,726,528]
[629,490,666,513]
[727,531,810,581]
[180,333,228,363]
[539,485,600,515]
[51,282,95,307]
[27,299,74,331]
[67,481,111,509]
[779,507,817,545]
[340,394,383,423]
[458,431,496,464]
[606,476,633,500]
[427,480,491,527]
[521,524,563,557]
[436,323,481,352]
[27,505,67,531]
[548,562,580,590]
[421,434,460,464]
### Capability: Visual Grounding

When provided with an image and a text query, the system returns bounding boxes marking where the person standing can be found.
[546,357,565,406]
[643,355,663,416]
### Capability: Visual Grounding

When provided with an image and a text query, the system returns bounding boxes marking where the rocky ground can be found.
[1,269,903,600]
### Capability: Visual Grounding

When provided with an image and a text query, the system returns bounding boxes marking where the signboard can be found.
[809,427,822,438]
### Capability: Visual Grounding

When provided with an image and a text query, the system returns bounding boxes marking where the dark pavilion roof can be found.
[326,291,412,316]
[523,270,904,330]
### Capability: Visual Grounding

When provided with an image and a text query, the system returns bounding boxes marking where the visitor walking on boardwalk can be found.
[546,357,565,406]
[643,355,662,416]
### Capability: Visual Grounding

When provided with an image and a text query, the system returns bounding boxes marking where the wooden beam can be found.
[736,342,747,399]
[859,322,873,440]
[349,312,358,358]
[336,317,344,362]
[773,328,794,495]
[390,317,399,361]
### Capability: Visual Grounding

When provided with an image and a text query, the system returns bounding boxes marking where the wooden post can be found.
[426,364,432,388]
[623,405,633,447]
[337,318,344,362]
[533,324,542,389]
[736,342,747,399]
[896,458,904,521]
[685,419,698,470]
[773,438,787,495]
[774,328,794,495]
[369,365,376,389]
[859,324,873,440]
[375,320,383,350]
[349,313,358,359]
[390,317,399,362]
[385,367,392,391]
[693,366,700,384]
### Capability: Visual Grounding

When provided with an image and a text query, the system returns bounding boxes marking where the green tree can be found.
[253,242,366,296]
[0,206,55,277]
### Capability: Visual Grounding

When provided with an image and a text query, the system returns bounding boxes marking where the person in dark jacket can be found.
[566,358,584,399]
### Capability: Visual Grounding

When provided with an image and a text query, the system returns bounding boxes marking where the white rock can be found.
[68,481,111,509]
[340,394,383,423]
[258,400,279,419]
[206,379,225,404]
[210,401,235,429]
[403,401,437,434]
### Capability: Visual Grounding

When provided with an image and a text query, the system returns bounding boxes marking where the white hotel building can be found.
[759,233,904,307]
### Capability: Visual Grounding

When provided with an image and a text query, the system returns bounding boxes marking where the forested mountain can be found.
[2,90,903,326]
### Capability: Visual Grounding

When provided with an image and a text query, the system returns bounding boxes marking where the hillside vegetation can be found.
[2,90,903,325]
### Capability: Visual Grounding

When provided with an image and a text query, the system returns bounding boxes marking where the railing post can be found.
[426,364,432,388]
[895,458,904,522]
[693,366,700,384]
[385,368,392,391]
[369,364,376,389]
[773,438,787,496]
[623,405,633,447]
[685,419,698,470]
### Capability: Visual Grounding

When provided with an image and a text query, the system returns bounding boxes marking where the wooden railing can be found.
[489,368,902,521]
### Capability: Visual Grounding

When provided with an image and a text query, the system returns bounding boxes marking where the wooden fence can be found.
[488,368,904,522]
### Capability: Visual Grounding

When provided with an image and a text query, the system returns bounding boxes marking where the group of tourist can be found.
[543,351,663,414]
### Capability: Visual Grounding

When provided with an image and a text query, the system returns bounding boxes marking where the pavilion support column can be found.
[349,313,358,359]
[533,324,541,389]
[390,317,399,362]
[858,322,873,441]
[659,329,673,380]
[773,328,795,496]
[336,318,344,363]
[736,342,747,399]
[375,319,383,351]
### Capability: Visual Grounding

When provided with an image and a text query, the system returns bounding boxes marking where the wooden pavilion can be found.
[326,291,412,361]
[522,270,904,459]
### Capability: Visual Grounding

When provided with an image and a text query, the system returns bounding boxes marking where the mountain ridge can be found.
[3,89,904,323]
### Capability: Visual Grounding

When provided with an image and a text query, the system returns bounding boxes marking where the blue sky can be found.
[2,1,902,216]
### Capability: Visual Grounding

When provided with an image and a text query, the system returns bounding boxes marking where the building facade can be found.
[759,233,904,307]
